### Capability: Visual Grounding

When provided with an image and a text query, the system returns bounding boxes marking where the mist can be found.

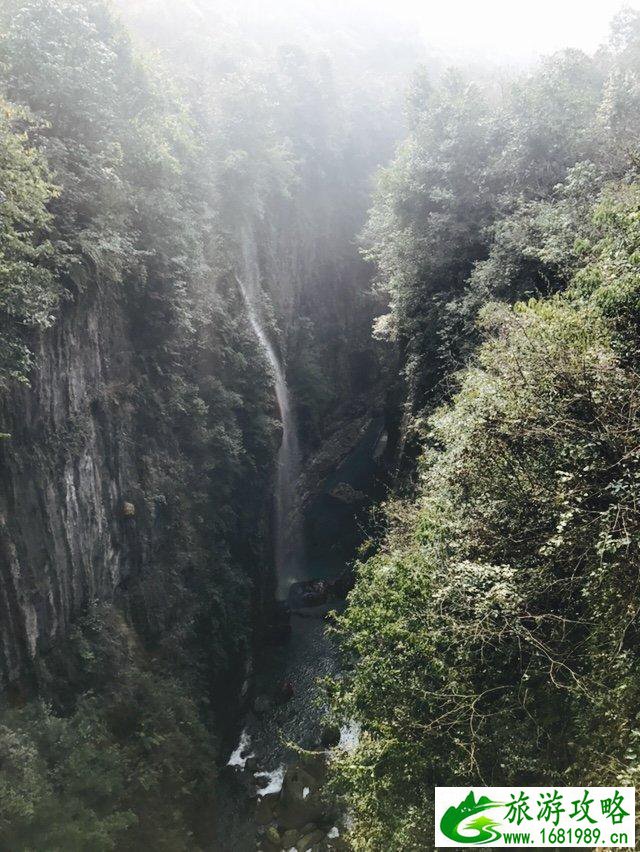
[2,0,640,849]
[119,0,640,65]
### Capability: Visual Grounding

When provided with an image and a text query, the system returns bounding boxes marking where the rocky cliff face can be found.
[0,266,278,699]
[1,276,132,688]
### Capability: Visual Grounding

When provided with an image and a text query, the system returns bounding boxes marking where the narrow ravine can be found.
[4,4,639,851]
[216,600,345,851]
[218,244,368,850]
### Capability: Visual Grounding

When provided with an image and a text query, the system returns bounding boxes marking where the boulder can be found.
[289,580,329,609]
[255,773,269,790]
[281,828,300,847]
[299,749,327,780]
[265,826,281,845]
[329,482,365,504]
[278,766,324,828]
[297,829,325,851]
[283,766,317,803]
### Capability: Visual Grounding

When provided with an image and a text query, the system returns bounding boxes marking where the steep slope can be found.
[0,0,278,700]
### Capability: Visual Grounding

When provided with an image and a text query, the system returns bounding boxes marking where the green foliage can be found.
[0,98,60,386]
[331,188,640,849]
[0,0,416,848]
[0,604,216,851]
[0,0,280,674]
[363,69,495,405]
[0,3,279,845]
[333,43,640,848]
[365,20,640,415]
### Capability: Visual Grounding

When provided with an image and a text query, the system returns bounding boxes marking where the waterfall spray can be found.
[237,235,304,599]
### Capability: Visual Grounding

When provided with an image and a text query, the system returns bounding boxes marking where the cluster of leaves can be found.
[115,0,412,447]
[364,13,640,417]
[330,13,640,851]
[0,605,216,851]
[0,0,409,845]
[0,1,279,844]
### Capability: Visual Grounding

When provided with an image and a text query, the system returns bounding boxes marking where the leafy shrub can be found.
[0,99,60,387]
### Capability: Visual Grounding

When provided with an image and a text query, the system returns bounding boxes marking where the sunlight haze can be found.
[409,0,640,58]
[246,0,640,59]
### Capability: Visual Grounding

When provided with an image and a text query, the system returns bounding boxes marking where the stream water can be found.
[218,239,338,850]
[215,601,343,851]
[218,239,381,850]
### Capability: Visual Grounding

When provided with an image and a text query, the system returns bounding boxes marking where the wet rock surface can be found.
[251,753,345,851]
[217,602,348,851]
[0,284,139,688]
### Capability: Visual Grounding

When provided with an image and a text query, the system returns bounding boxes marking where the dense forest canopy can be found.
[2,0,640,850]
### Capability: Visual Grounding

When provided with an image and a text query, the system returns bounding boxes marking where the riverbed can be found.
[214,598,344,851]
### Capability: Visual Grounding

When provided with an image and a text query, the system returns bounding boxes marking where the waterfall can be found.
[237,235,304,599]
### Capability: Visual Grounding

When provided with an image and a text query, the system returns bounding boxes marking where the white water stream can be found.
[237,235,304,599]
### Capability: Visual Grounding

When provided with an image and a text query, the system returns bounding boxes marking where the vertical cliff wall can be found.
[0,276,134,687]
[0,256,280,706]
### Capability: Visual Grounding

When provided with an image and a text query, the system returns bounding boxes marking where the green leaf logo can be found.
[440,791,504,844]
